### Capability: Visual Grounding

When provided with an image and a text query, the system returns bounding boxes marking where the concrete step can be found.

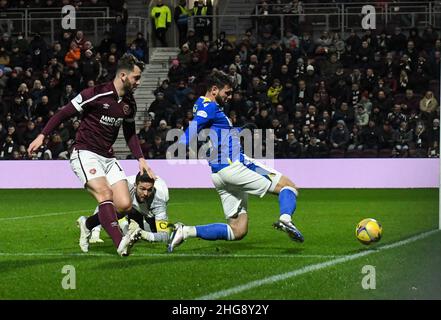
[217,0,256,37]
[151,53,178,58]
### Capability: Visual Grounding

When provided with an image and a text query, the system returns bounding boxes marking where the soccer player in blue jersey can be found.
[168,71,304,252]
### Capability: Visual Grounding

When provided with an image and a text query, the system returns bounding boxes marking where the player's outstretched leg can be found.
[128,219,169,243]
[272,177,304,242]
[168,214,246,252]
[168,222,235,252]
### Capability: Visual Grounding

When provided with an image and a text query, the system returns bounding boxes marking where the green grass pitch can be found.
[0,188,439,300]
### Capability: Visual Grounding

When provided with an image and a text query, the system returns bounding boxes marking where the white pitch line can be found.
[0,202,188,221]
[0,210,91,221]
[196,229,440,300]
[0,252,341,259]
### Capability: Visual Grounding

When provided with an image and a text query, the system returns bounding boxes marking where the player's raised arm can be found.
[27,87,97,156]
[27,101,79,156]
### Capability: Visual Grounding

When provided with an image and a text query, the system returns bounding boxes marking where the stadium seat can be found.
[414,149,427,158]
[345,149,363,158]
[361,149,378,158]
[378,149,393,158]
[329,149,345,158]
[408,148,417,158]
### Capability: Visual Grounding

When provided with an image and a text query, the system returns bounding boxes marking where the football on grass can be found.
[356,218,383,245]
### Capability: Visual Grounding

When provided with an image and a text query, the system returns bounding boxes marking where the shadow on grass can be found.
[0,257,92,273]
[94,241,307,270]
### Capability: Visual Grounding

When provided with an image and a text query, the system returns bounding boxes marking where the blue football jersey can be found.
[179,96,244,172]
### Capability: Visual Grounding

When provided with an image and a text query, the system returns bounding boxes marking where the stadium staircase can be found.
[216,0,256,39]
[126,0,149,18]
[113,47,180,159]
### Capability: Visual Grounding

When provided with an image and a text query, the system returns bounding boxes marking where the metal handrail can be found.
[255,1,436,9]
[2,6,110,17]
[1,10,439,48]
[0,16,148,45]
[187,10,440,40]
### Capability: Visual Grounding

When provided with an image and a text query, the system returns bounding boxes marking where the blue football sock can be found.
[279,187,298,217]
[195,223,234,240]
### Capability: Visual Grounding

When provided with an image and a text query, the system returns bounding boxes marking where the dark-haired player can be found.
[81,172,171,249]
[28,54,155,256]
[168,71,304,252]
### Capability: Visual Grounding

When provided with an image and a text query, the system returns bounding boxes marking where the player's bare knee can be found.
[276,176,299,193]
[234,228,248,240]
[230,224,248,240]
[228,215,248,240]
[282,176,297,189]
[98,188,113,202]
[117,200,132,213]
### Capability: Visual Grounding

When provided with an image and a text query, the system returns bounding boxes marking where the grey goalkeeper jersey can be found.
[93,176,169,221]
[127,175,169,221]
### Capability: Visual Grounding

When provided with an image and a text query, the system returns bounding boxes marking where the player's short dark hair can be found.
[117,53,145,73]
[206,70,232,90]
[136,171,155,185]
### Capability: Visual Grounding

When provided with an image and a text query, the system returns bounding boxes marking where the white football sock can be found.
[141,230,155,242]
[280,214,292,223]
[183,226,197,239]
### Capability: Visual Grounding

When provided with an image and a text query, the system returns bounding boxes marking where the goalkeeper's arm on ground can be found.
[128,209,170,243]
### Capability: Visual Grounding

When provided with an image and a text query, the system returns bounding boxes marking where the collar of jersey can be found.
[110,81,123,103]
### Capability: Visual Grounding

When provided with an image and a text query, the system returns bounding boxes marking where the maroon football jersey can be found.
[67,81,137,157]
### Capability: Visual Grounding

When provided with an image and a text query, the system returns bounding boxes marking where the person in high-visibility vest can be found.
[174,0,191,46]
[151,0,172,47]
[192,0,209,42]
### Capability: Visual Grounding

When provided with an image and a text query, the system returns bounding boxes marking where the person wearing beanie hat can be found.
[331,119,350,150]
[171,59,180,67]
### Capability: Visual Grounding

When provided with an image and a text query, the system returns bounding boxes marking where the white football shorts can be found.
[211,158,282,219]
[70,148,127,187]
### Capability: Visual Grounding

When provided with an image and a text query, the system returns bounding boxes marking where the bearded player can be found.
[81,172,171,249]
[28,54,155,257]
[168,71,304,252]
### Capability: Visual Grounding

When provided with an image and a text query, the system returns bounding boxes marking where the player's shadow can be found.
[92,240,307,270]
[198,242,306,255]
[94,254,235,270]
[0,257,84,273]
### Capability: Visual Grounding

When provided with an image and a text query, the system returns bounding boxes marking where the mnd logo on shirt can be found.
[100,115,123,127]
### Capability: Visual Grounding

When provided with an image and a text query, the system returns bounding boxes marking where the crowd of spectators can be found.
[0,0,440,160]
[0,0,152,159]
[142,0,440,159]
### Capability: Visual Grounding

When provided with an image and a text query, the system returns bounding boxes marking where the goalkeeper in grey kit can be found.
[78,172,172,252]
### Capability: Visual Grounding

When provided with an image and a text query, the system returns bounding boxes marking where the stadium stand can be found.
[0,0,440,160]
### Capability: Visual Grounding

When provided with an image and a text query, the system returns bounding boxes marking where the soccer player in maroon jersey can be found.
[28,54,154,256]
